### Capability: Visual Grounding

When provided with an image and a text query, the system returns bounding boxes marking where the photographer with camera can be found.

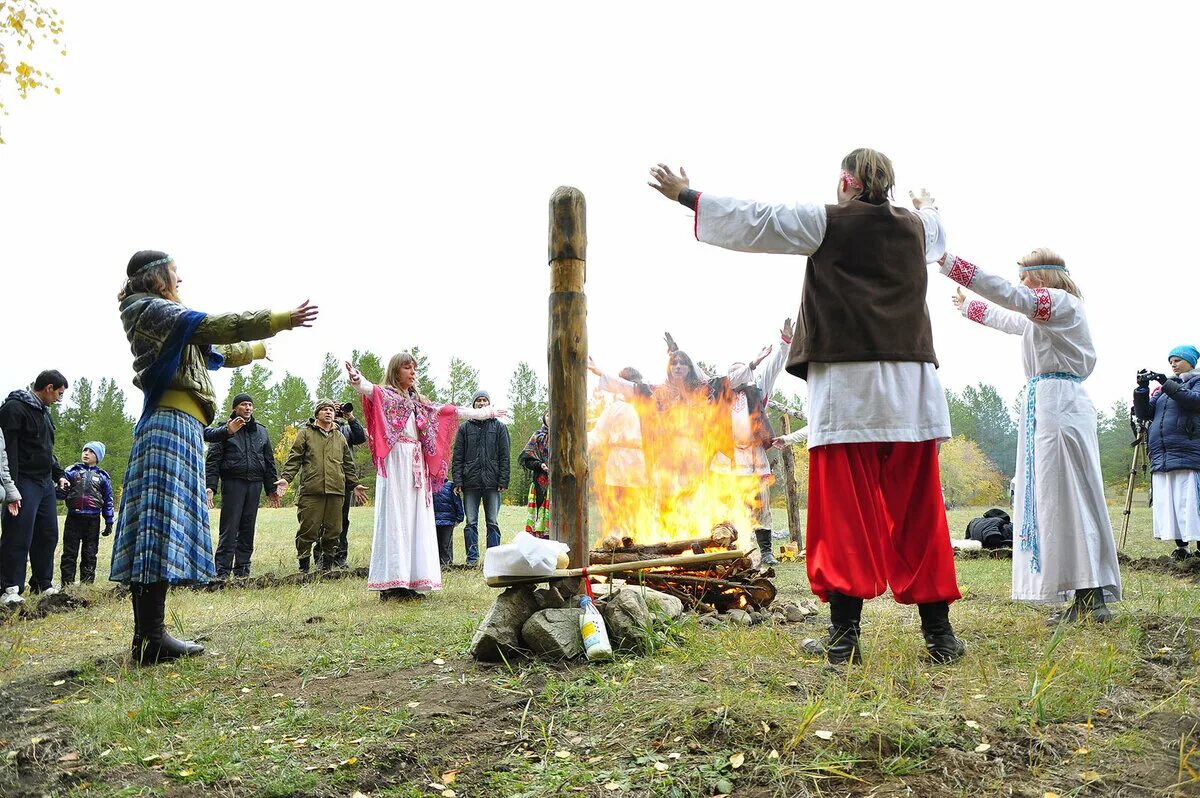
[1133,345,1200,560]
[313,401,367,568]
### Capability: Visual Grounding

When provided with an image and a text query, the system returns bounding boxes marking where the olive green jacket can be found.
[119,293,292,425]
[280,421,358,497]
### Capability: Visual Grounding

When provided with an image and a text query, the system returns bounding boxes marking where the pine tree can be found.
[87,379,135,500]
[316,352,346,403]
[52,375,93,469]
[268,372,313,434]
[409,345,439,401]
[446,356,481,408]
[505,361,547,505]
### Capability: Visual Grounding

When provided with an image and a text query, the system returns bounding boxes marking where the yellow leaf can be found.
[1079,771,1102,783]
[729,752,745,769]
[441,771,458,784]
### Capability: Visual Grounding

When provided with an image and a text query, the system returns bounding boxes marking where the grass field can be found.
[1,503,1198,797]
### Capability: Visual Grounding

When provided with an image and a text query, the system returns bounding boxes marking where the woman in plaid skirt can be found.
[112,250,318,664]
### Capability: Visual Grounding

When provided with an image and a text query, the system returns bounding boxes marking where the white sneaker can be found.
[41,586,61,596]
[1,586,23,605]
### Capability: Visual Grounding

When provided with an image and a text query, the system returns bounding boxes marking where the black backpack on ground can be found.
[964,508,1013,550]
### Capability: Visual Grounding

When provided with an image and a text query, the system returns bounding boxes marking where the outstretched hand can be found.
[344,360,362,385]
[648,164,689,201]
[909,188,936,210]
[952,287,967,312]
[664,332,678,354]
[354,485,369,505]
[586,356,602,377]
[750,345,772,370]
[780,317,794,341]
[289,299,319,328]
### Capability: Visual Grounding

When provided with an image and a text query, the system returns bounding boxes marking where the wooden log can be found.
[548,186,589,568]
[780,414,804,548]
[590,535,720,560]
[484,547,754,588]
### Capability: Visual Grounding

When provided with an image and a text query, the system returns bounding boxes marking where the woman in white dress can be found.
[941,247,1121,623]
[346,354,506,600]
[1133,345,1200,559]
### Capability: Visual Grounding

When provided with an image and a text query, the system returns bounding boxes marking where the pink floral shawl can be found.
[362,384,458,492]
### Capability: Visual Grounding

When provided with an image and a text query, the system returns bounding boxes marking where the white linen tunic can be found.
[588,397,648,488]
[944,254,1122,602]
[711,341,788,476]
[695,194,951,447]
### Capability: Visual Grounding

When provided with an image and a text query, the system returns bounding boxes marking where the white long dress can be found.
[354,379,493,593]
[942,254,1122,603]
[1151,471,1200,542]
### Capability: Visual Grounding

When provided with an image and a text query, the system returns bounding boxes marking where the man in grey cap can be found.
[451,390,509,567]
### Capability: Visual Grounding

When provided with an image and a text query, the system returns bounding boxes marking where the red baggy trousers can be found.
[807,440,960,605]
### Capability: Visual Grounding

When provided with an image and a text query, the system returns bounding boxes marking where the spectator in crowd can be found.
[276,399,366,573]
[0,430,22,534]
[0,370,70,606]
[433,478,466,567]
[314,401,368,568]
[451,390,510,567]
[205,392,279,580]
[520,411,551,538]
[59,442,115,585]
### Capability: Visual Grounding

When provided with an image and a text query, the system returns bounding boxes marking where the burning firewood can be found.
[591,523,739,561]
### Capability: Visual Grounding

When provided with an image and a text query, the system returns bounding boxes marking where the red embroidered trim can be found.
[693,191,703,240]
[947,256,977,287]
[1032,287,1052,322]
[966,300,988,324]
[369,578,441,590]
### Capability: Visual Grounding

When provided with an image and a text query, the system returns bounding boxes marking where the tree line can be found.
[44,365,1143,511]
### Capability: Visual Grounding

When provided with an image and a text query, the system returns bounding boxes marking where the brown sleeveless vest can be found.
[784,200,938,379]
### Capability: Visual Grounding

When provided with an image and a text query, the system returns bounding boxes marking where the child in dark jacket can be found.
[433,479,466,568]
[59,441,115,584]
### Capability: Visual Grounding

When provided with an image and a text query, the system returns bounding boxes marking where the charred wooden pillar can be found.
[780,415,804,548]
[548,186,589,568]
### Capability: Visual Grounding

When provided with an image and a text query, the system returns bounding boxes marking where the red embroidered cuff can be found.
[1031,287,1052,322]
[966,300,988,325]
[946,255,977,287]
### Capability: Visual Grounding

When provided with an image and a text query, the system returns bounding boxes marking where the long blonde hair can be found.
[1018,247,1082,298]
[385,351,427,402]
[841,147,894,205]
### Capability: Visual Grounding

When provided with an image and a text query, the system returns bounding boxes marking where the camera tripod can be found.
[1119,412,1151,549]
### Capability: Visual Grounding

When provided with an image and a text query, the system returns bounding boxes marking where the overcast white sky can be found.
[1,2,1194,421]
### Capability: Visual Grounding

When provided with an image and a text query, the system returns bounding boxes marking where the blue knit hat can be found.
[1169,345,1199,368]
[84,441,106,464]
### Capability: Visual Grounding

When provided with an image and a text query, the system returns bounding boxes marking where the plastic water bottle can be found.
[579,596,612,661]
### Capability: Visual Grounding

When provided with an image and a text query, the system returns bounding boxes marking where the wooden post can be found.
[780,415,803,548]
[548,186,589,569]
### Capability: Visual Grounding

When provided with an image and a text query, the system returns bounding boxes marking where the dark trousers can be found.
[215,478,261,577]
[0,476,59,593]
[60,513,101,584]
[462,489,501,565]
[436,525,455,566]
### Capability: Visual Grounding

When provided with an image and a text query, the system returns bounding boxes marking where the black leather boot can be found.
[133,583,204,665]
[918,601,966,664]
[129,587,141,660]
[1054,587,1113,624]
[755,528,779,566]
[298,557,310,573]
[807,592,862,664]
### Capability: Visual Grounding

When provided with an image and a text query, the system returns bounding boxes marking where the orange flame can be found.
[588,380,767,544]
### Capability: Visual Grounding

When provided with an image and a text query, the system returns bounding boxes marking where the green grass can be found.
[1,504,1198,797]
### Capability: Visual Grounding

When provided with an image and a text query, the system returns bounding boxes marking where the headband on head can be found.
[1018,264,1067,273]
[137,256,174,274]
[840,169,863,190]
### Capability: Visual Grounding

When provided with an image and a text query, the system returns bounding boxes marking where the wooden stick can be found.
[548,186,589,568]
[484,547,755,588]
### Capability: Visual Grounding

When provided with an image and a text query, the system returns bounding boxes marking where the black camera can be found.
[1137,369,1167,387]
[335,402,354,417]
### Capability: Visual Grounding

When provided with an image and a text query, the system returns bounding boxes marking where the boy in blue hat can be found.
[59,442,115,584]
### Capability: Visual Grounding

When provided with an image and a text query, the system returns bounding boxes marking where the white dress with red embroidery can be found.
[353,378,495,593]
[942,253,1122,604]
[694,195,951,447]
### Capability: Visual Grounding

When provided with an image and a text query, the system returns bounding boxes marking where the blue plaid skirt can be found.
[110,408,214,584]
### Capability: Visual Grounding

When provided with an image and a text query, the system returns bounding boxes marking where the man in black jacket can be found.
[205,393,279,579]
[452,390,509,567]
[0,370,71,605]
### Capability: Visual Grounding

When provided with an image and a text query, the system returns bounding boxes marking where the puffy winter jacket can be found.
[1134,370,1200,473]
[205,415,278,495]
[452,419,510,490]
[62,463,115,523]
[433,480,466,527]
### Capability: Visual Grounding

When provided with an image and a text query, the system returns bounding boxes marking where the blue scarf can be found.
[135,310,224,432]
